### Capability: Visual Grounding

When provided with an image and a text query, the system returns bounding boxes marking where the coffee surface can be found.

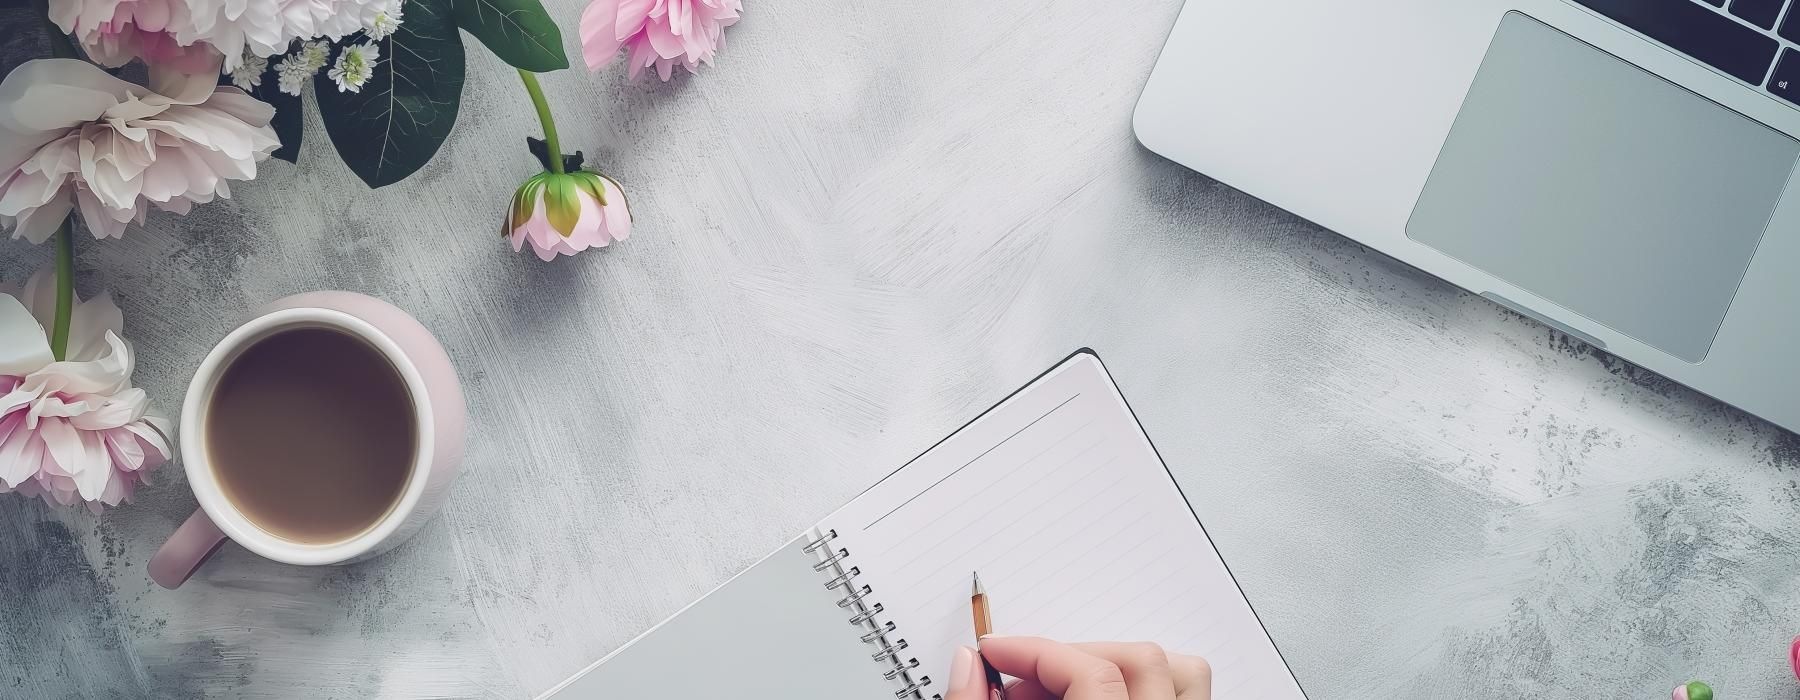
[207,326,417,543]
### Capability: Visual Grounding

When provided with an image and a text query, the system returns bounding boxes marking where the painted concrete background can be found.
[5,1,1800,697]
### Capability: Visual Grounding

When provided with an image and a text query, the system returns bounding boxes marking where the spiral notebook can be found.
[539,350,1307,699]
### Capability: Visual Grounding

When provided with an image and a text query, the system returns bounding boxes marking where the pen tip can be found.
[972,571,983,596]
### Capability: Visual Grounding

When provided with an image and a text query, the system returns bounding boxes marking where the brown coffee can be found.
[206,326,417,544]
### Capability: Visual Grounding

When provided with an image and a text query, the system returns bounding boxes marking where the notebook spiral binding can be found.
[805,528,940,700]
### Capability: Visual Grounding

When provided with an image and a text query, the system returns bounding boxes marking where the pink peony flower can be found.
[580,0,742,81]
[50,0,401,73]
[505,170,632,261]
[49,0,222,73]
[0,268,172,513]
[0,58,279,243]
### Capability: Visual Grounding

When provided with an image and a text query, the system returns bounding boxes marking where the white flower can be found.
[367,1,403,40]
[0,267,172,512]
[301,40,332,71]
[275,54,315,96]
[229,50,268,90]
[51,0,400,73]
[0,59,281,242]
[328,42,379,93]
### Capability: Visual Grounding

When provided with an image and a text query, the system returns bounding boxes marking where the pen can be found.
[971,572,1009,700]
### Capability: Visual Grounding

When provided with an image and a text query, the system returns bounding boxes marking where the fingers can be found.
[942,646,988,700]
[1167,653,1211,700]
[1067,643,1176,700]
[979,636,1129,700]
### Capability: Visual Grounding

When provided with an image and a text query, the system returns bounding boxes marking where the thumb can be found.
[941,646,987,700]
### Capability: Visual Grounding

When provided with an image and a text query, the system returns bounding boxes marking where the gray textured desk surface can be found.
[5,1,1800,698]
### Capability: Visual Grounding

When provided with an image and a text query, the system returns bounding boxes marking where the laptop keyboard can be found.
[1572,0,1800,108]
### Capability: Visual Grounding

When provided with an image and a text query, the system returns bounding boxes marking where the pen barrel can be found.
[972,593,993,637]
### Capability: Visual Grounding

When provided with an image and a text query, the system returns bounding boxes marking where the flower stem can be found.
[50,218,74,362]
[517,70,564,175]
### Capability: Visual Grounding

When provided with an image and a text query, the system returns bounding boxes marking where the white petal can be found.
[0,413,35,487]
[70,387,146,430]
[63,300,127,363]
[73,426,112,500]
[102,426,146,471]
[0,295,52,375]
[0,59,140,172]
[123,419,172,461]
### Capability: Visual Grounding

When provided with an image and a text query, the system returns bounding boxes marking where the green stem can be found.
[517,70,564,175]
[50,219,74,362]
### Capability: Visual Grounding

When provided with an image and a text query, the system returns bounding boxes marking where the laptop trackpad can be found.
[1407,12,1798,362]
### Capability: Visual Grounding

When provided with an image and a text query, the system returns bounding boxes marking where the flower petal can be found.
[0,414,38,487]
[0,295,53,376]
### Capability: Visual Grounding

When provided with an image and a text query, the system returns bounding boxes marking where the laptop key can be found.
[1573,0,1779,84]
[1783,0,1800,42]
[1771,49,1800,106]
[1730,0,1785,28]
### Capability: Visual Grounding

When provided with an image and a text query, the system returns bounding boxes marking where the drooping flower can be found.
[229,49,268,89]
[0,58,280,243]
[580,0,742,81]
[505,170,632,261]
[0,268,172,513]
[328,42,379,92]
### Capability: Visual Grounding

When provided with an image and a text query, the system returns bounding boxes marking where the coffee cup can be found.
[148,292,465,589]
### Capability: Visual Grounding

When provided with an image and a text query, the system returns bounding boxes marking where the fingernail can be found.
[949,646,979,694]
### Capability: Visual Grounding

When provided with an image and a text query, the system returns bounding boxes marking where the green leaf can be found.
[315,0,466,188]
[511,173,546,226]
[451,0,568,72]
[572,171,606,206]
[544,175,580,235]
[251,77,303,164]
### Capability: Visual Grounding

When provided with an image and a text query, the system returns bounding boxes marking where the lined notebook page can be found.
[821,353,1305,699]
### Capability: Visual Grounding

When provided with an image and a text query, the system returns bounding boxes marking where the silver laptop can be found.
[1137,1,1800,432]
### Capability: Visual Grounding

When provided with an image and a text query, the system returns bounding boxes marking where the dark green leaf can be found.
[452,0,568,72]
[247,68,304,163]
[315,0,466,188]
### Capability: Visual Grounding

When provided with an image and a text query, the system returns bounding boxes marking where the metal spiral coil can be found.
[804,529,939,700]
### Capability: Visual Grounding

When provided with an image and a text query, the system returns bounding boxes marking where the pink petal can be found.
[615,0,655,41]
[580,0,625,70]
[643,21,681,59]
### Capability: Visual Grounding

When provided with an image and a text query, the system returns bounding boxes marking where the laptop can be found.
[1136,1,1800,433]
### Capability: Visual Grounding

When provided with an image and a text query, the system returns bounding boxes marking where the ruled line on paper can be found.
[863,392,1081,530]
[909,499,1154,635]
[901,463,1137,602]
[881,443,1117,576]
[870,421,1104,566]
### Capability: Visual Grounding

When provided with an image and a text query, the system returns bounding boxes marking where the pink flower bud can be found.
[504,171,632,261]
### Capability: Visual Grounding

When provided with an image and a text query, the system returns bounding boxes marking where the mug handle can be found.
[148,510,228,589]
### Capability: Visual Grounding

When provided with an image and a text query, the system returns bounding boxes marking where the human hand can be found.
[942,636,1212,700]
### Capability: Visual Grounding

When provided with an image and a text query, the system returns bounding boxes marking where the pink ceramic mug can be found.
[148,292,466,589]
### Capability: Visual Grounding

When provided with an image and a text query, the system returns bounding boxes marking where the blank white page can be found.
[821,353,1306,699]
